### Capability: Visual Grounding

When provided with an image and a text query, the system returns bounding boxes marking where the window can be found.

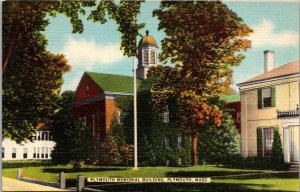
[45,148,49,158]
[143,50,148,64]
[262,88,271,108]
[258,88,275,109]
[37,131,41,141]
[263,128,274,157]
[177,135,182,148]
[86,84,90,92]
[33,148,36,158]
[118,109,125,124]
[50,148,53,158]
[41,147,44,158]
[150,50,155,63]
[41,131,45,141]
[12,148,16,159]
[2,148,4,158]
[163,111,169,123]
[37,147,40,158]
[165,136,170,148]
[23,148,28,159]
[45,131,48,141]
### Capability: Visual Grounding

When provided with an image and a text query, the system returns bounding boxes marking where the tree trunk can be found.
[3,28,20,75]
[191,133,198,166]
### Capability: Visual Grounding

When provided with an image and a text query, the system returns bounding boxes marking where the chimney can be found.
[264,50,275,73]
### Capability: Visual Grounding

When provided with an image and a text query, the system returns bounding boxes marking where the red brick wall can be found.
[105,98,120,132]
[74,74,103,102]
[73,100,106,140]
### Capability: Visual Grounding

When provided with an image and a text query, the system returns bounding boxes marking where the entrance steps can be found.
[289,162,299,171]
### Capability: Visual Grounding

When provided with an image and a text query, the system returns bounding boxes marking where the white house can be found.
[238,50,299,163]
[2,124,55,160]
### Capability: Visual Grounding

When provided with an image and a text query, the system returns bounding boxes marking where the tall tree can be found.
[3,1,144,142]
[51,91,94,168]
[150,1,252,165]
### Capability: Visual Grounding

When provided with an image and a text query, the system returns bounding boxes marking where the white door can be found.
[290,126,299,162]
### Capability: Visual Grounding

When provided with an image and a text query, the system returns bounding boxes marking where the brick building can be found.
[73,31,159,158]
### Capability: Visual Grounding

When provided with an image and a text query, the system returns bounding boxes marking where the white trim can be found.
[238,74,298,87]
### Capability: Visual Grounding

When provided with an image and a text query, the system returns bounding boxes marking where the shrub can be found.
[271,129,285,170]
[221,155,289,170]
[3,160,53,168]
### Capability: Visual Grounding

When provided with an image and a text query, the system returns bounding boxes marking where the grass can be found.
[3,165,298,191]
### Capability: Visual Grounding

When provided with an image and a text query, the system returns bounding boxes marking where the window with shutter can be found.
[258,87,276,109]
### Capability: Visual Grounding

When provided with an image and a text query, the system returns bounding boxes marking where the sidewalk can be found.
[2,177,67,191]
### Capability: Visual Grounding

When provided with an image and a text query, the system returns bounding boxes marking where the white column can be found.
[133,56,138,170]
[283,127,290,162]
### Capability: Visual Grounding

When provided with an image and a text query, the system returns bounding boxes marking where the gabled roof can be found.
[86,72,144,93]
[238,60,299,86]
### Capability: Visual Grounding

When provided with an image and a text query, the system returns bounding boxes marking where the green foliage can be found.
[149,1,252,165]
[3,1,144,142]
[3,52,70,143]
[271,130,285,169]
[117,91,191,167]
[110,115,126,147]
[120,144,134,169]
[3,160,53,168]
[138,135,157,166]
[198,112,240,166]
[99,134,121,165]
[51,91,94,168]
[222,155,289,170]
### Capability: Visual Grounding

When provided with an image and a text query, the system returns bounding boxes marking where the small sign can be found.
[87,177,211,183]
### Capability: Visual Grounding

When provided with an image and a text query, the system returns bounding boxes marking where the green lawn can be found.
[3,165,298,191]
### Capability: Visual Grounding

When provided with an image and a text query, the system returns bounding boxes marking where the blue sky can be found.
[44,2,299,92]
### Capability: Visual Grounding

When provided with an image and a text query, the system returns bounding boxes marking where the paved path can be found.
[2,177,66,191]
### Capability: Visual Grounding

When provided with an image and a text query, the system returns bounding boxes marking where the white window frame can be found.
[165,136,170,148]
[163,111,169,123]
[262,88,272,108]
[177,135,182,148]
[12,148,16,159]
[23,148,28,159]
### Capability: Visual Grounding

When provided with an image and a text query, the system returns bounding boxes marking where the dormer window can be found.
[143,50,149,64]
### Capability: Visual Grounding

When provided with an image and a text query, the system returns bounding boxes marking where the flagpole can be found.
[133,56,138,170]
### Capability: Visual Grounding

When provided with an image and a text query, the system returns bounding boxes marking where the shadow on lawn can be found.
[165,171,261,177]
[231,172,299,180]
[84,182,295,192]
[42,167,125,173]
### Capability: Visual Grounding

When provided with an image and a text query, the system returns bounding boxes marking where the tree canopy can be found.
[3,0,144,142]
[149,1,252,165]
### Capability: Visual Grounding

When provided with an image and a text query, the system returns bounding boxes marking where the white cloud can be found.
[62,37,124,70]
[249,19,299,47]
